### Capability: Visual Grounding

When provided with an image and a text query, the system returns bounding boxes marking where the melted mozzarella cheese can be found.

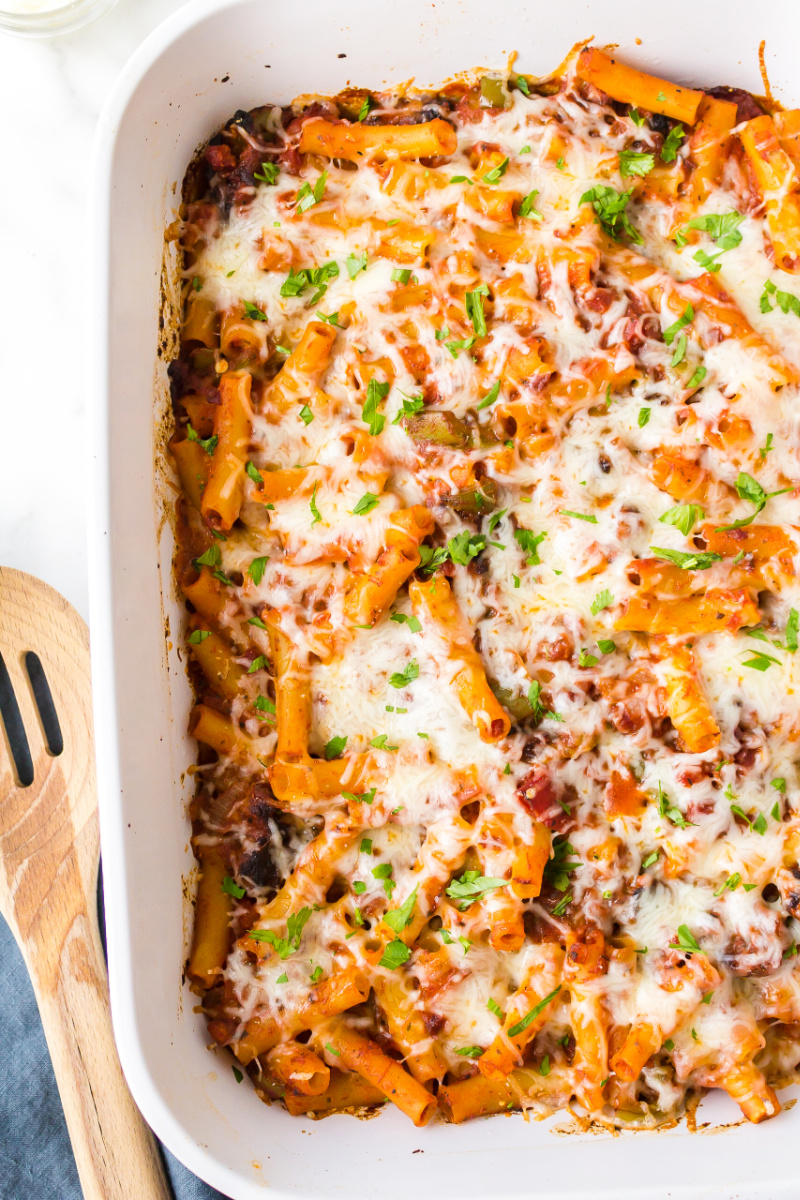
[179,58,800,1128]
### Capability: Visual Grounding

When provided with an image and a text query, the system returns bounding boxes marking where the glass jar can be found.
[0,0,119,36]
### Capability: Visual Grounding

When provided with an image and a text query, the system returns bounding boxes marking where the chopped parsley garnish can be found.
[641,851,659,871]
[362,378,390,435]
[686,364,707,389]
[663,304,693,346]
[527,679,563,723]
[660,124,685,163]
[247,556,269,586]
[656,781,695,829]
[579,649,598,667]
[579,185,642,243]
[466,283,489,337]
[243,300,267,322]
[650,547,721,570]
[391,268,412,284]
[342,787,376,805]
[590,589,614,615]
[254,160,279,185]
[772,777,787,793]
[254,695,276,715]
[309,482,322,525]
[448,530,486,565]
[352,492,380,516]
[393,392,425,423]
[761,279,800,316]
[742,649,781,672]
[357,95,374,121]
[455,1046,483,1058]
[487,997,503,1018]
[693,248,722,274]
[619,150,655,178]
[730,801,750,829]
[388,659,419,689]
[507,985,561,1038]
[245,460,264,485]
[188,629,212,645]
[445,334,476,358]
[353,881,367,894]
[248,907,312,958]
[561,510,597,523]
[280,261,339,303]
[232,1065,244,1083]
[597,638,616,654]
[445,871,506,906]
[482,156,509,184]
[298,404,314,426]
[519,188,543,219]
[383,885,419,933]
[194,544,233,585]
[670,333,687,367]
[247,655,267,675]
[186,423,218,455]
[760,432,774,459]
[370,733,399,751]
[669,925,701,955]
[441,930,471,955]
[487,509,507,535]
[786,609,798,652]
[516,75,530,95]
[629,107,645,127]
[309,965,323,983]
[477,380,501,411]
[346,252,368,280]
[222,876,246,899]
[544,837,580,892]
[715,471,791,532]
[324,735,347,760]
[390,612,422,633]
[682,210,744,251]
[296,170,328,214]
[514,527,547,565]
[379,940,411,969]
[659,503,704,536]
[638,407,650,427]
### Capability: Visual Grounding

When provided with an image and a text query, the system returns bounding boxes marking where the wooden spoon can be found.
[0,567,171,1200]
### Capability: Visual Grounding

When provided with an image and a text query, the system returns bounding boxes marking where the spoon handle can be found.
[23,838,172,1200]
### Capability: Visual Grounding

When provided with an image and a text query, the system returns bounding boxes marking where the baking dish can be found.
[90,0,800,1195]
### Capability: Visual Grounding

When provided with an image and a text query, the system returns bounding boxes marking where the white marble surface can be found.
[0,0,190,622]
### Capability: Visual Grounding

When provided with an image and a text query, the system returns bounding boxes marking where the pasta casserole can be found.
[170,45,800,1128]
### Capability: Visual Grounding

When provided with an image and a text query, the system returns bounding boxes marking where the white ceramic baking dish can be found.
[90,1,800,1195]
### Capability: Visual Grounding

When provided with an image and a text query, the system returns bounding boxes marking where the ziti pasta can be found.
[171,47,800,1129]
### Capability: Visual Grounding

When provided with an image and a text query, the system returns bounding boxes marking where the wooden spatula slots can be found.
[0,568,170,1200]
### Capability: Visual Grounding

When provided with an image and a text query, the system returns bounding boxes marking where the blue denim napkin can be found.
[0,906,228,1200]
